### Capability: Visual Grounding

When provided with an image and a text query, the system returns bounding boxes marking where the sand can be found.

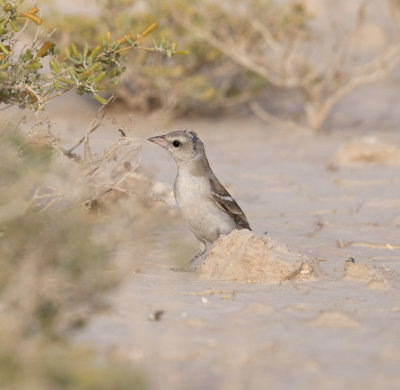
[66,107,400,390]
[6,70,400,389]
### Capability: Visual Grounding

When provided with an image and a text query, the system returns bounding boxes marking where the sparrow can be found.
[148,130,251,267]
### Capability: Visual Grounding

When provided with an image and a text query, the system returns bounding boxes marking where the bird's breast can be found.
[174,171,210,206]
[174,170,236,242]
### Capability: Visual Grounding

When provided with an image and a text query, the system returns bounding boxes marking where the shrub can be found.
[43,0,264,114]
[0,0,185,111]
[178,0,400,131]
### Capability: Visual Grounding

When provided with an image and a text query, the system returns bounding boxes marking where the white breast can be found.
[174,169,236,243]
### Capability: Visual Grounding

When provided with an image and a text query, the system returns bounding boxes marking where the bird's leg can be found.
[187,239,207,266]
[171,240,207,272]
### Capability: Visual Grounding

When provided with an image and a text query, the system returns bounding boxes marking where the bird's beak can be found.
[148,135,169,149]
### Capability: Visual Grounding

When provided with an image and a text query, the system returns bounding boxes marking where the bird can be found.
[148,130,251,268]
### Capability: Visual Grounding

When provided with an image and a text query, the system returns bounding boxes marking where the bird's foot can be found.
[170,256,199,272]
[170,264,197,272]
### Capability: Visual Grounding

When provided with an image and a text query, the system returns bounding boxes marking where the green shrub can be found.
[43,0,266,114]
[0,0,185,110]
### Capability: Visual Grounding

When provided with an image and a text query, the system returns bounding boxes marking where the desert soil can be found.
[7,82,400,389]
[46,93,400,389]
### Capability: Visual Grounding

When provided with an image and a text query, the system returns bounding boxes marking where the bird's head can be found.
[148,130,206,167]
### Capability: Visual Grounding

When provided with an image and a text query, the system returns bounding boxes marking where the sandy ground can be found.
[32,93,399,389]
[4,77,400,388]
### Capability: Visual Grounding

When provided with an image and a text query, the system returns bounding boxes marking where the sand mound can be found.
[343,259,398,290]
[335,136,400,166]
[198,230,314,283]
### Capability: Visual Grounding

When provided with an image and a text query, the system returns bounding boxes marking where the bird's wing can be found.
[209,176,251,230]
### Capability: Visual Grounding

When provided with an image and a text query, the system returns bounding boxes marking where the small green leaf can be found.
[59,76,74,86]
[71,43,79,58]
[49,60,60,74]
[89,45,101,60]
[83,42,89,59]
[94,71,106,84]
[0,43,10,55]
[9,20,19,32]
[93,93,107,105]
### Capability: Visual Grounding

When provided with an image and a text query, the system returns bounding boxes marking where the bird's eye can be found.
[172,140,181,147]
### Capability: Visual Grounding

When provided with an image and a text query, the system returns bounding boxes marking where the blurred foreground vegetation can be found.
[0,0,183,388]
[0,123,154,389]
